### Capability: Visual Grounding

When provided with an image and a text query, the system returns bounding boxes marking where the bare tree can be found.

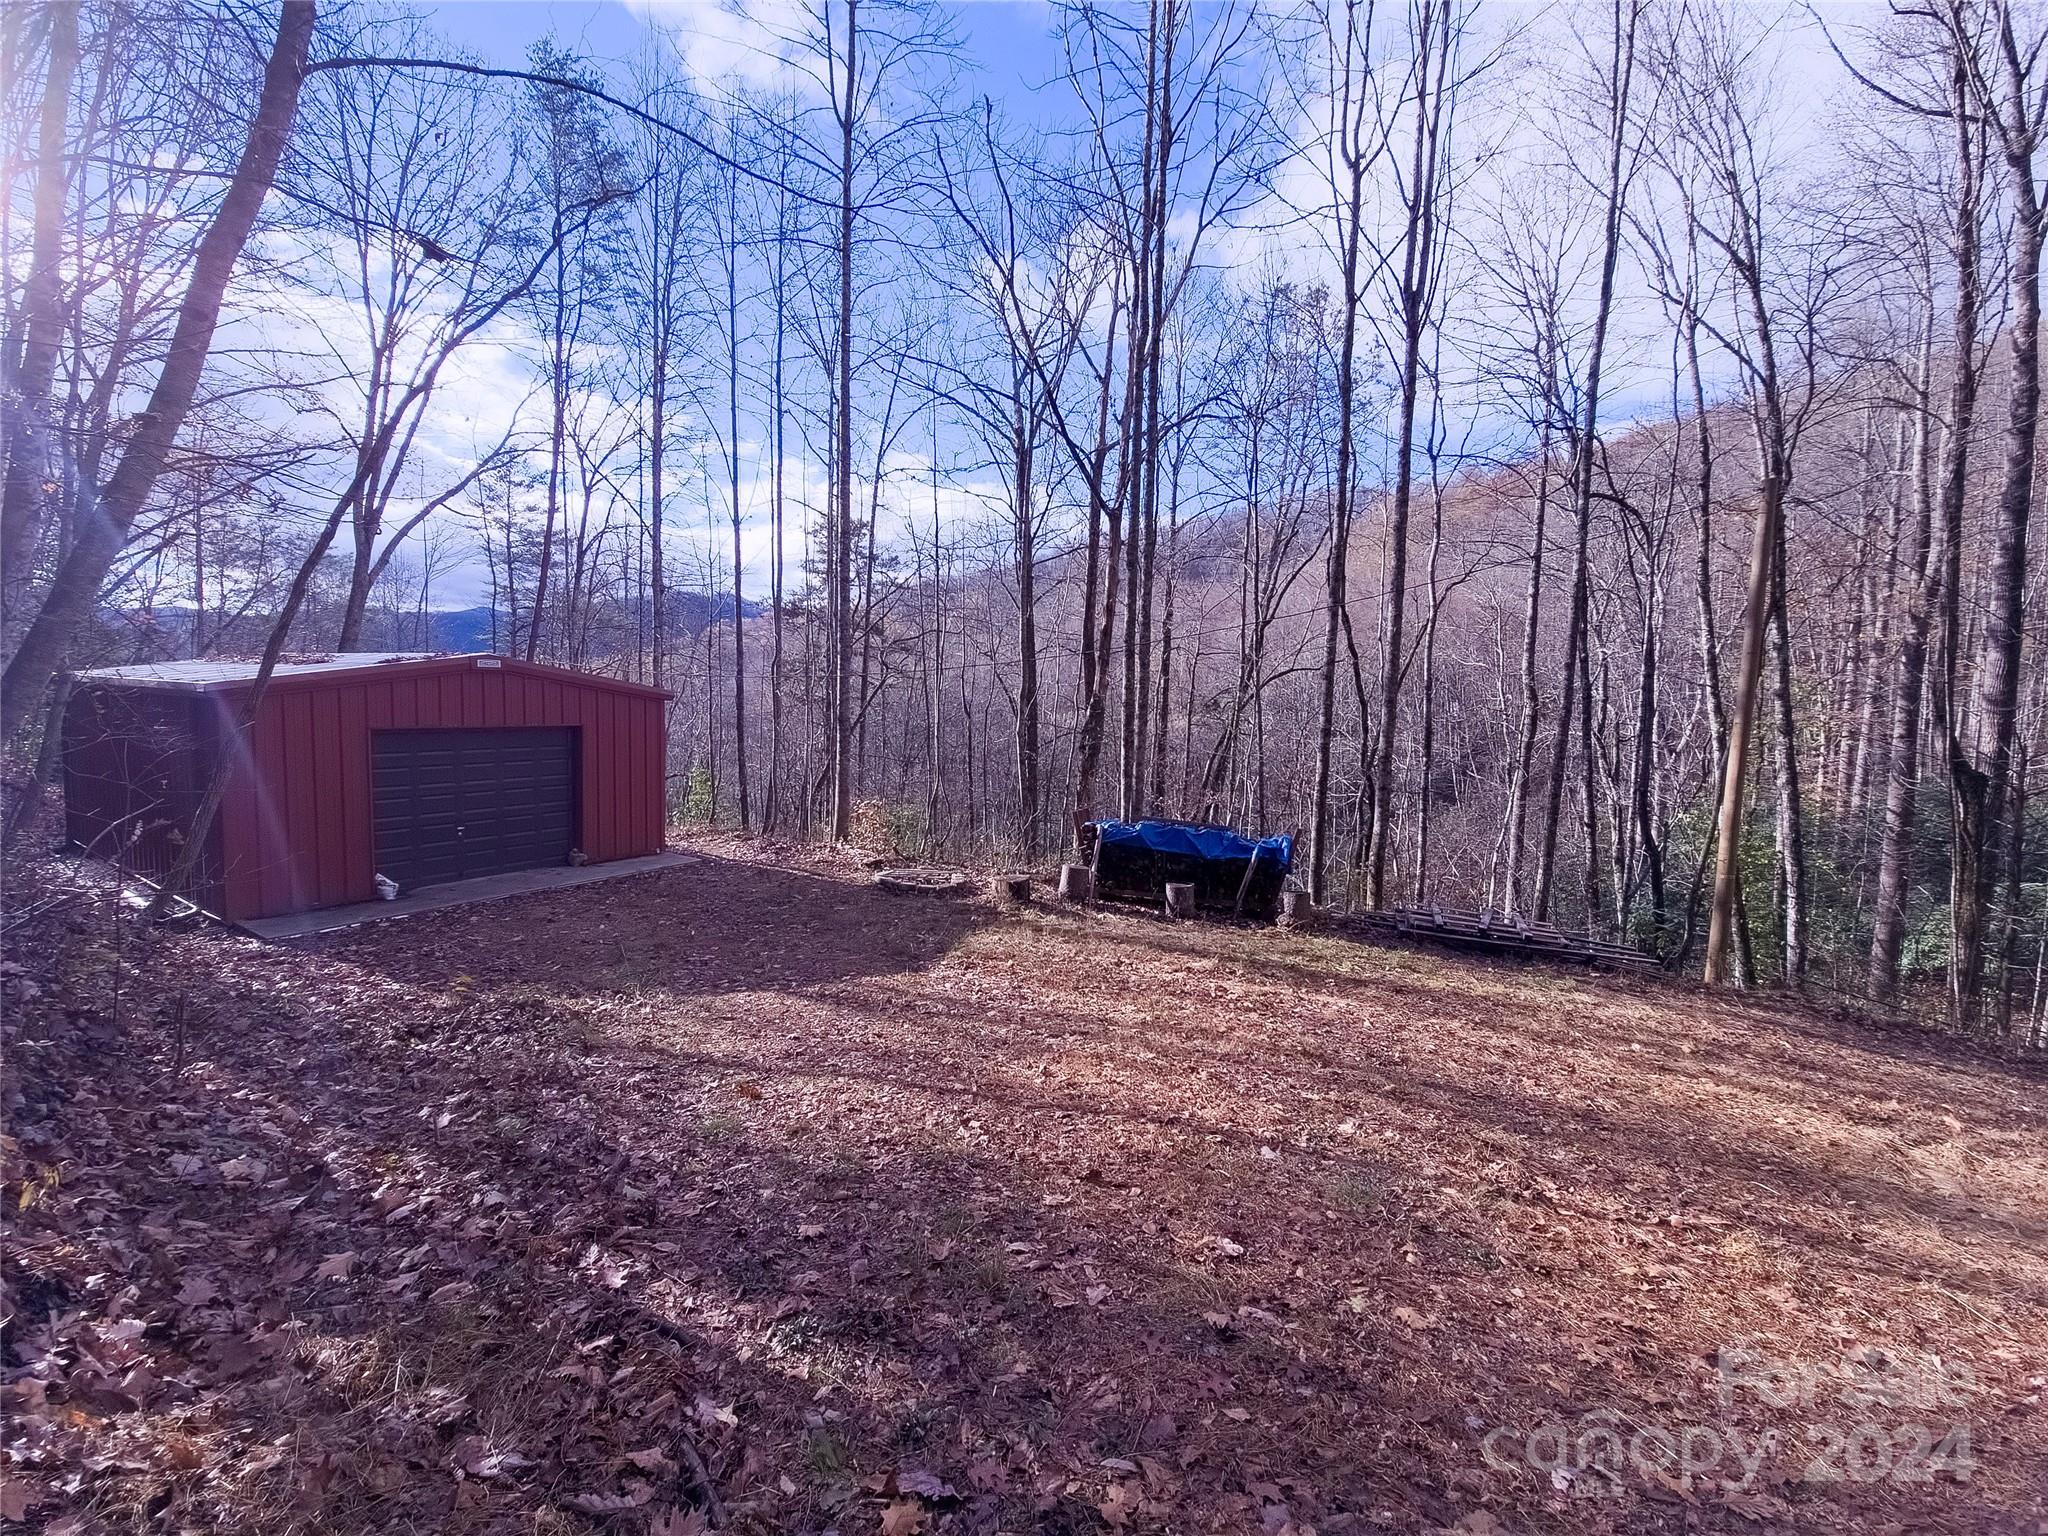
[2,0,316,745]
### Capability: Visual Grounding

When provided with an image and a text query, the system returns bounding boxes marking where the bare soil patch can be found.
[5,833,2044,1534]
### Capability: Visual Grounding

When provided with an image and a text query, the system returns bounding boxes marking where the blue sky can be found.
[294,2,1862,612]
[429,0,1067,109]
[305,1,1088,608]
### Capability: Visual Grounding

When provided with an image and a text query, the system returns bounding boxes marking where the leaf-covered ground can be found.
[4,835,2045,1535]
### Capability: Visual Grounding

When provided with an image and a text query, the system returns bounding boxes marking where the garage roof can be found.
[71,653,672,700]
[72,653,445,691]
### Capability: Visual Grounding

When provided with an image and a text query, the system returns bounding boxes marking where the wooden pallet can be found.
[1327,904,1657,970]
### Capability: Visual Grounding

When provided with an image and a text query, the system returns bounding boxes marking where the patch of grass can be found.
[805,1428,849,1479]
[1326,1170,1383,1211]
[764,1312,823,1358]
[968,1253,1015,1306]
[892,1401,946,1452]
[924,1202,978,1237]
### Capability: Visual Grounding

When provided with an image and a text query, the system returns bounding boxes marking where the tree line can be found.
[1,0,2043,1043]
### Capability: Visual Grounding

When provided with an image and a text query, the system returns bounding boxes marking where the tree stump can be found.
[992,873,1032,905]
[1280,890,1319,930]
[1164,881,1198,920]
[1058,863,1093,904]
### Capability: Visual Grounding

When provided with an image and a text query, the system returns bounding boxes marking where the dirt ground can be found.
[4,834,2045,1535]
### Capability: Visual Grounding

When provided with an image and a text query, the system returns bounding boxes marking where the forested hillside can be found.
[3,0,2044,1041]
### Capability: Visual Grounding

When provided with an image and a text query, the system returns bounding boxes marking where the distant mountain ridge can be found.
[421,594,769,652]
[100,592,771,660]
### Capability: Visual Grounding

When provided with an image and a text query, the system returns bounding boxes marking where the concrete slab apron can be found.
[238,851,693,940]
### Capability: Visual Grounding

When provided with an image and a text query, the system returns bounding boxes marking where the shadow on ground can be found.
[8,843,2043,1536]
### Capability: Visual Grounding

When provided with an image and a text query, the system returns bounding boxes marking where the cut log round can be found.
[874,866,969,898]
[1280,891,1320,929]
[1058,862,1093,904]
[992,874,1032,904]
[1164,881,1198,920]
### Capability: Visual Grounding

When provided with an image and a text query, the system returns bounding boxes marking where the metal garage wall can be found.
[213,660,667,920]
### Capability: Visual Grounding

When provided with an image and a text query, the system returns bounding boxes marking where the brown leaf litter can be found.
[3,834,2044,1534]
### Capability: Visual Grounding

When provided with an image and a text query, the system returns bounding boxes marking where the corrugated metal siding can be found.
[78,658,665,921]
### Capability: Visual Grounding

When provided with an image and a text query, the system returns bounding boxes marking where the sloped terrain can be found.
[4,836,2044,1535]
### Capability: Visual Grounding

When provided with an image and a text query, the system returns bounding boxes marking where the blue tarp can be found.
[1090,819,1293,875]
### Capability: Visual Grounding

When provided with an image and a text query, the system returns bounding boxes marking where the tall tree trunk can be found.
[830,0,858,843]
[1533,438,1587,923]
[925,440,943,847]
[1534,0,1633,923]
[1875,319,1933,1003]
[1069,298,1127,847]
[764,240,787,830]
[1846,410,1908,833]
[1676,281,1750,979]
[1576,569,1602,928]
[1630,553,1665,938]
[1704,476,1781,984]
[728,200,750,830]
[1953,20,2041,1023]
[1413,483,1445,904]
[1149,416,1182,812]
[1364,0,1451,908]
[1013,406,1041,854]
[1769,527,1807,981]
[2,1,316,744]
[1132,17,1172,819]
[1,0,80,602]
[650,304,669,697]
[1502,419,1552,918]
[1309,0,1370,906]
[527,237,568,664]
[1117,0,1162,824]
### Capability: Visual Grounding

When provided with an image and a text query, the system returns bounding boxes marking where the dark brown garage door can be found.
[372,727,577,893]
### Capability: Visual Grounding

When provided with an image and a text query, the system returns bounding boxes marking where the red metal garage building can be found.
[63,652,669,921]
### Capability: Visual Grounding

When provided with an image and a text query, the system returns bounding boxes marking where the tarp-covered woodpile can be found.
[1080,819,1293,919]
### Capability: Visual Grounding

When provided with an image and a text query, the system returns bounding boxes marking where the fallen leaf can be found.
[896,1467,956,1499]
[314,1251,357,1281]
[692,1396,739,1429]
[564,1481,654,1515]
[1098,1478,1143,1527]
[880,1498,927,1535]
[453,1439,533,1480]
